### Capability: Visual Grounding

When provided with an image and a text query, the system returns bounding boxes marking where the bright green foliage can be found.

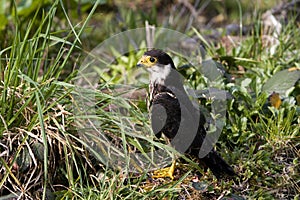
[0,0,299,199]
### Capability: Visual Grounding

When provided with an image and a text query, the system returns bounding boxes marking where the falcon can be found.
[137,49,235,179]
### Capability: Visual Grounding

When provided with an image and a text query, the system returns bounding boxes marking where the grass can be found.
[0,0,299,199]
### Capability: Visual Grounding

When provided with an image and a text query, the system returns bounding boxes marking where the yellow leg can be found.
[152,160,176,180]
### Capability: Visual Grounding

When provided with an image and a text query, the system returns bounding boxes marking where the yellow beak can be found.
[137,55,148,67]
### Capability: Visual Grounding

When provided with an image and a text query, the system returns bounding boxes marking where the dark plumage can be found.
[137,49,235,178]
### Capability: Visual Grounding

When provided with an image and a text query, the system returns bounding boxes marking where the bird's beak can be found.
[137,55,147,67]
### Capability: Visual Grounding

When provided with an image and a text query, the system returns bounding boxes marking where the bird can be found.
[137,49,236,179]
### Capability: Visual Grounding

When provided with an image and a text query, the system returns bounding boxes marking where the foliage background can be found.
[0,0,299,199]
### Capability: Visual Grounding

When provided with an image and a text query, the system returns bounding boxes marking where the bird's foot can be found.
[152,160,176,180]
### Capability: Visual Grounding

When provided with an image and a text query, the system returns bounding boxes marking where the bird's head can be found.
[137,49,177,84]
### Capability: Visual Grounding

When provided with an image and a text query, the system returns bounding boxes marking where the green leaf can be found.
[262,69,300,96]
[17,0,41,16]
[0,0,9,14]
[0,14,8,30]
[0,0,8,30]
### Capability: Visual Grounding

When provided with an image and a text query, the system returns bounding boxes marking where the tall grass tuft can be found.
[0,0,101,199]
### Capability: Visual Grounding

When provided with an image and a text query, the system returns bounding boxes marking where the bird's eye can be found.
[149,57,156,63]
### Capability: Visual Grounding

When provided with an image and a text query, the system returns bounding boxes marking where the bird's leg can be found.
[152,160,176,180]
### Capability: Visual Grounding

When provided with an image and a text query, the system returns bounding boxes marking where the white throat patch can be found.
[148,63,172,84]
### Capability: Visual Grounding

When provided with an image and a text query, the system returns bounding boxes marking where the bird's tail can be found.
[201,150,236,179]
